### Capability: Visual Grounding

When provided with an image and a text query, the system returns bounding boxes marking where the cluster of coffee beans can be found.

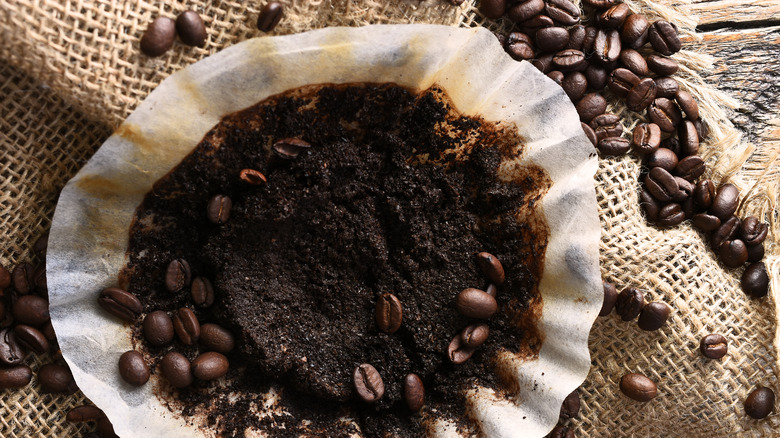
[140,11,208,57]
[600,281,671,332]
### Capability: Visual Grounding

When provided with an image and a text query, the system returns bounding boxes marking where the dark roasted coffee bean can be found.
[567,25,586,50]
[740,217,768,246]
[585,64,608,90]
[13,324,48,354]
[676,90,699,121]
[590,114,622,141]
[0,264,10,291]
[597,3,630,29]
[711,216,740,249]
[461,323,490,348]
[239,168,267,185]
[455,288,498,319]
[38,363,77,394]
[695,179,716,209]
[552,49,586,72]
[615,287,644,321]
[678,120,700,157]
[627,77,657,112]
[597,137,631,156]
[621,14,649,49]
[98,287,142,322]
[66,405,106,423]
[549,425,574,438]
[207,194,232,224]
[582,25,598,56]
[12,262,34,295]
[601,281,618,316]
[648,20,681,55]
[545,0,580,26]
[620,373,657,402]
[745,387,775,419]
[519,14,555,34]
[143,310,174,347]
[176,10,207,47]
[646,148,678,172]
[13,294,49,326]
[353,363,384,402]
[257,2,284,32]
[742,262,769,298]
[575,93,607,123]
[485,283,498,299]
[376,293,403,334]
[33,234,48,260]
[41,320,56,342]
[547,70,565,85]
[692,213,721,231]
[118,350,149,386]
[647,55,678,76]
[404,373,425,412]
[637,302,671,331]
[505,32,534,61]
[694,119,709,141]
[273,138,311,159]
[476,252,505,286]
[532,53,554,73]
[562,72,588,101]
[608,68,639,97]
[581,122,598,147]
[507,0,545,23]
[645,167,678,202]
[640,188,661,222]
[448,334,476,364]
[200,323,235,353]
[165,258,192,292]
[191,276,215,307]
[673,177,694,202]
[582,0,617,9]
[140,17,175,57]
[0,328,26,366]
[173,307,200,346]
[648,98,682,132]
[160,351,193,388]
[192,351,230,381]
[536,27,569,53]
[658,203,685,227]
[560,389,580,419]
[0,365,32,389]
[747,242,765,262]
[593,29,621,65]
[700,334,727,359]
[674,156,705,182]
[710,184,739,220]
[97,418,118,438]
[632,123,661,155]
[619,49,650,76]
[654,76,679,99]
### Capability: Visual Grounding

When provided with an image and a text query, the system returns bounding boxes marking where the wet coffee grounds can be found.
[121,83,550,437]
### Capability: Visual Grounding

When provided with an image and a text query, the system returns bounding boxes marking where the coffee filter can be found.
[47,24,601,437]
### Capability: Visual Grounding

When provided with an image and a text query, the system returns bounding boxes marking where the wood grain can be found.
[683,0,780,28]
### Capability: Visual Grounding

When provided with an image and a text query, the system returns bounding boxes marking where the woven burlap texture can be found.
[1,0,778,437]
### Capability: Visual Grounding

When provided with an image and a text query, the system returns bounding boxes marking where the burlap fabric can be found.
[1,1,777,437]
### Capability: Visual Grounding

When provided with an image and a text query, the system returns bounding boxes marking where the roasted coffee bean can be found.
[485,283,498,299]
[66,405,106,422]
[476,252,505,286]
[33,234,48,260]
[674,156,705,182]
[598,3,630,29]
[505,32,535,61]
[0,365,32,389]
[192,351,230,381]
[461,323,490,348]
[581,122,598,147]
[562,72,588,101]
[165,258,192,292]
[375,293,403,334]
[645,167,678,202]
[575,93,607,123]
[682,196,695,219]
[176,10,207,47]
[673,177,693,202]
[97,418,118,438]
[615,287,644,321]
[404,373,425,412]
[632,123,661,155]
[160,351,193,388]
[582,0,617,9]
[560,389,581,419]
[98,287,142,322]
[567,25,586,50]
[38,363,77,393]
[694,119,709,141]
[448,334,476,364]
[597,137,631,156]
[549,425,575,438]
[0,264,10,291]
[13,324,48,354]
[745,387,775,419]
[621,14,649,49]
[140,17,175,57]
[273,138,311,159]
[678,120,700,157]
[608,68,640,97]
[532,53,555,73]
[547,71,565,85]
[640,188,661,222]
[207,194,232,225]
[257,2,284,32]
[747,243,765,263]
[173,307,200,346]
[700,334,728,359]
[637,302,671,331]
[692,213,721,231]
[711,216,740,249]
[590,114,622,141]
[694,180,715,209]
[191,276,215,308]
[200,323,236,353]
[600,281,618,316]
[619,49,650,77]
[545,0,580,26]
[12,262,34,295]
[13,294,49,326]
[627,78,657,112]
[593,29,621,65]
[742,262,769,298]
[658,203,685,227]
[585,64,608,90]
[536,27,570,53]
[648,20,681,56]
[552,49,587,72]
[648,98,682,132]
[143,310,174,347]
[620,373,657,402]
[582,25,598,55]
[740,217,768,246]
[118,350,150,386]
[41,320,55,342]
[239,168,267,185]
[353,363,384,402]
[675,90,700,121]
[646,147,678,172]
[479,0,507,18]
[0,328,25,366]
[519,14,555,34]
[455,288,498,319]
[710,184,739,221]
[654,76,679,99]
[507,0,545,23]
[646,54,678,76]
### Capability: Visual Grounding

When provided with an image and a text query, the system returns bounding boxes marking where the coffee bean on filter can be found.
[404,373,425,412]
[98,287,142,322]
[353,363,384,402]
[699,334,727,360]
[620,373,658,402]
[742,262,769,298]
[257,2,284,32]
[745,386,775,419]
[176,10,207,47]
[140,17,176,57]
[118,350,150,386]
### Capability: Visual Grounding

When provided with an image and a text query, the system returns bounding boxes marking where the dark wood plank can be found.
[682,0,780,28]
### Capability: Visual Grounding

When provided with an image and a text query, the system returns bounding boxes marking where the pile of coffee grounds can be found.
[121,83,551,437]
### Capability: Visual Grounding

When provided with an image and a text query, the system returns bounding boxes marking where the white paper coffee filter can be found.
[48,24,601,438]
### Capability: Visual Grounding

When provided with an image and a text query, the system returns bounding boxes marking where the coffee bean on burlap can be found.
[719,240,748,268]
[546,0,580,26]
[647,55,679,76]
[97,417,118,438]
[711,216,740,249]
[627,78,657,112]
[0,264,10,291]
[742,262,769,298]
[140,17,175,57]
[160,351,193,389]
[615,287,644,321]
[12,294,49,326]
[675,156,705,183]
[620,373,658,402]
[505,32,535,61]
[740,217,768,246]
[585,64,609,90]
[0,365,32,389]
[608,68,640,97]
[621,13,649,48]
[143,310,174,347]
[637,302,672,331]
[200,323,235,353]
[12,262,34,295]
[548,71,565,85]
[648,20,681,55]
[747,243,765,263]
[118,350,150,386]
[66,405,106,423]
[560,389,581,419]
[519,15,555,34]
[744,387,775,419]
[175,11,207,47]
[38,363,78,394]
[654,76,680,99]
[597,3,630,29]
[583,0,618,9]
[536,27,570,53]
[567,25,586,50]
[692,213,721,232]
[257,2,284,32]
[552,49,587,72]
[549,425,574,438]
[632,123,661,155]
[646,148,678,172]
[562,72,588,101]
[404,373,425,412]
[575,93,607,123]
[710,184,739,220]
[619,49,650,77]
[639,188,661,222]
[0,328,26,366]
[593,29,621,65]
[532,53,555,73]
[694,179,716,209]
[98,287,142,322]
[590,114,622,141]
[676,90,700,121]
[648,98,682,132]
[699,334,728,359]
[658,203,685,227]
[645,167,678,202]
[13,324,48,354]
[353,363,384,402]
[33,264,47,296]
[581,122,598,147]
[597,137,631,156]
